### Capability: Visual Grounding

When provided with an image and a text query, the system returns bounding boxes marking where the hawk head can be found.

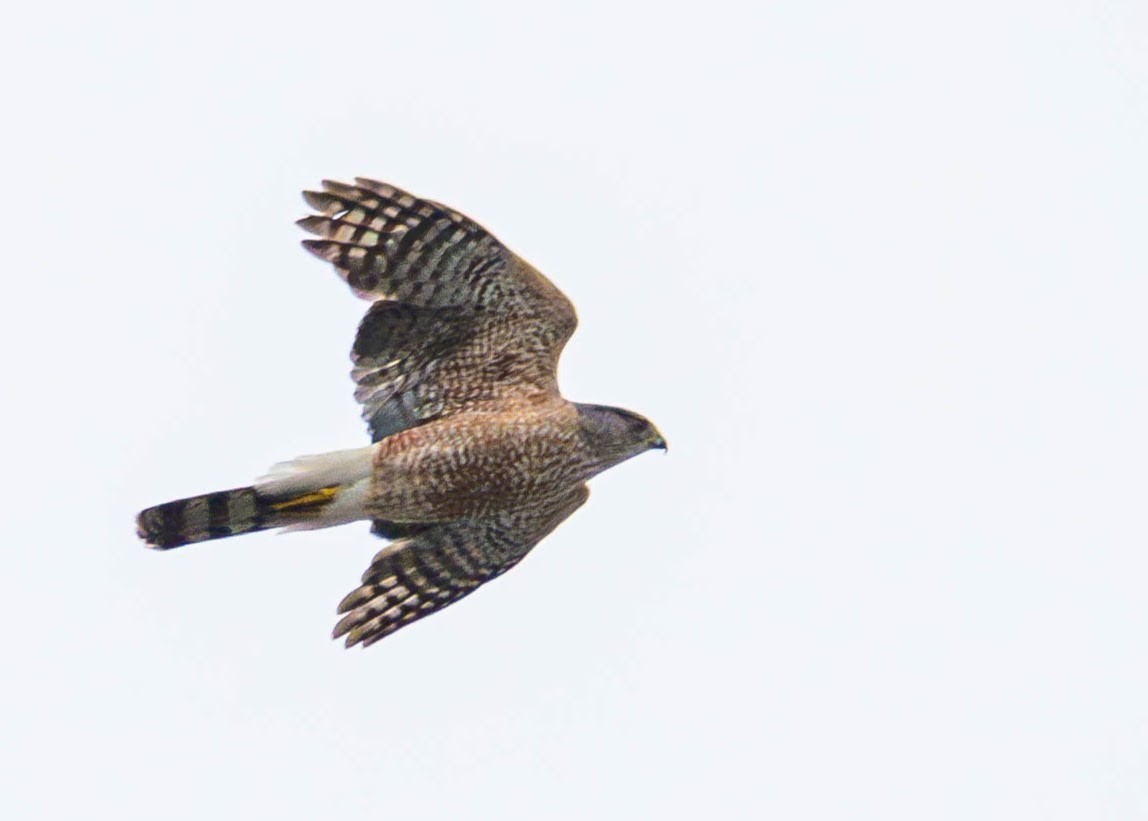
[576,403,666,473]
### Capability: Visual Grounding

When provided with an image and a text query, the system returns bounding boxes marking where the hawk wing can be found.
[334,484,590,647]
[298,178,578,442]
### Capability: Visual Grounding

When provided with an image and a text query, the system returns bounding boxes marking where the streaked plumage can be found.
[137,178,665,647]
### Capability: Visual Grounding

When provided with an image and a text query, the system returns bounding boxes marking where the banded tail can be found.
[137,487,273,549]
[137,446,375,550]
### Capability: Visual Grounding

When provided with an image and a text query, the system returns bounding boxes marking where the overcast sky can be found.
[2,1,1146,818]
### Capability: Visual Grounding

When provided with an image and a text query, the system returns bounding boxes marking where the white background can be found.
[2,1,1146,818]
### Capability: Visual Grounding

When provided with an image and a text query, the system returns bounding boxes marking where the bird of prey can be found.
[137,178,665,647]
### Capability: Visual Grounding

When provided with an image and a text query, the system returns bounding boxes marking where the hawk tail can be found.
[138,446,376,549]
[136,487,274,549]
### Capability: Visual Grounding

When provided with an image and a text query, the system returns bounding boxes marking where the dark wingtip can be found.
[332,614,353,641]
[296,215,341,238]
[300,238,340,262]
[301,189,329,210]
[332,616,367,649]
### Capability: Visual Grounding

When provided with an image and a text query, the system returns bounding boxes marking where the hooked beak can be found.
[650,430,668,452]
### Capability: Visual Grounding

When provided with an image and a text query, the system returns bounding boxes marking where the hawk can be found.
[137,178,665,647]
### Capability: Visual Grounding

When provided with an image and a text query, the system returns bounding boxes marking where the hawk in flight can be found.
[137,178,665,647]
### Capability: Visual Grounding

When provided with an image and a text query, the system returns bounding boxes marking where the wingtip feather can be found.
[296,215,335,236]
[302,189,343,214]
[300,238,340,261]
[321,179,366,199]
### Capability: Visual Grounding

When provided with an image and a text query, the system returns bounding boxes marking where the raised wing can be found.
[334,484,589,647]
[298,178,576,321]
[298,178,579,442]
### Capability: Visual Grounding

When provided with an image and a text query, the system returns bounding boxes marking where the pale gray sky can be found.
[3,1,1147,818]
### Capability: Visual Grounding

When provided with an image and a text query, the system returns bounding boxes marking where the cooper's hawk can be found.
[137,178,665,647]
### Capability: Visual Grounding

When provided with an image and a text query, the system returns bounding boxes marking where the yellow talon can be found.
[270,486,339,512]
